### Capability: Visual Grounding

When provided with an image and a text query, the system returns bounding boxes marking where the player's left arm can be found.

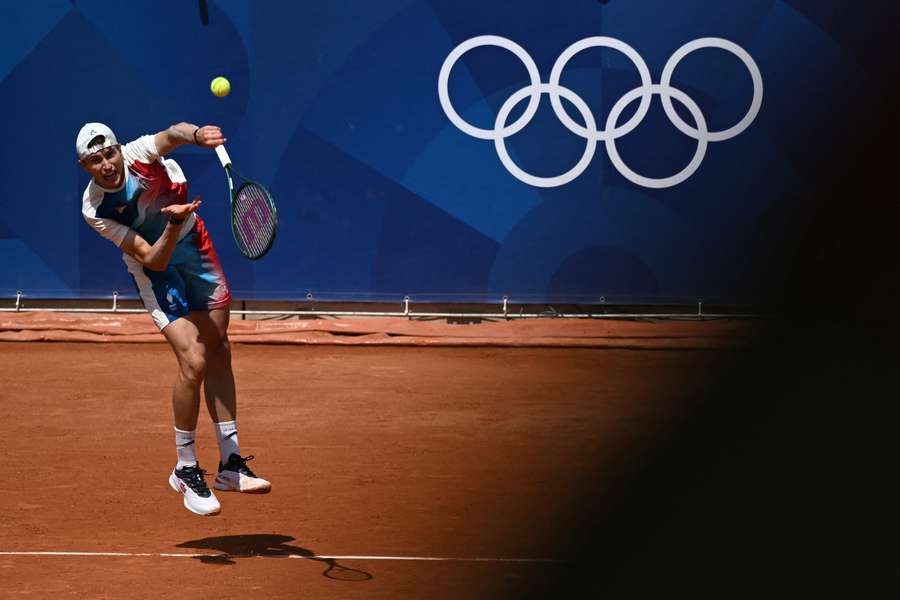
[154,122,226,156]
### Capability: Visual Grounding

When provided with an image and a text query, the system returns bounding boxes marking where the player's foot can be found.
[214,454,271,493]
[169,463,221,516]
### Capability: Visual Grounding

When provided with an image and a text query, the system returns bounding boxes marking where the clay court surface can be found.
[0,333,745,599]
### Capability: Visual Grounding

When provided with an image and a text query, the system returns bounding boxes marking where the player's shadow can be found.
[176,534,373,580]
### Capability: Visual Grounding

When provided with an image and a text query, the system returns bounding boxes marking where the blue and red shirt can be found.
[81,135,196,252]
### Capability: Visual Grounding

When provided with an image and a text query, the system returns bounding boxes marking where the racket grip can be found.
[214,145,232,168]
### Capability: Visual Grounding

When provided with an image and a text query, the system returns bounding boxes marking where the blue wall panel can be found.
[0,1,876,303]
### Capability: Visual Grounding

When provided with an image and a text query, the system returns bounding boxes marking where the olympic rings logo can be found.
[438,36,763,189]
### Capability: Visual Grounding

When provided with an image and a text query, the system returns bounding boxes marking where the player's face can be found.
[80,145,124,189]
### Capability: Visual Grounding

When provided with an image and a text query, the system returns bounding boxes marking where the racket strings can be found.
[234,184,276,258]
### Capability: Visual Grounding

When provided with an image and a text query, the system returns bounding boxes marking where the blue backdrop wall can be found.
[0,1,875,304]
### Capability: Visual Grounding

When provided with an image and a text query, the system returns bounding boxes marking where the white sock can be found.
[175,427,197,469]
[213,420,240,464]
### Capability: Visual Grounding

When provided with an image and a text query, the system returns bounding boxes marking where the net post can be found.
[15,290,22,312]
[112,291,119,313]
[403,296,411,319]
[697,298,703,319]
[502,295,509,320]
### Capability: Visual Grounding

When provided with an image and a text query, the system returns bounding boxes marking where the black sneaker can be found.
[214,454,271,493]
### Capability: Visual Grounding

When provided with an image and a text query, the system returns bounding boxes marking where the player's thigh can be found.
[161,315,205,367]
[189,307,231,349]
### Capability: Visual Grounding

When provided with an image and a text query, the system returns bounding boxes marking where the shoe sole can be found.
[169,473,221,516]
[213,477,271,493]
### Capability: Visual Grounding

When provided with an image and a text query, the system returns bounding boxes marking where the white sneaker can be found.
[214,454,271,493]
[169,464,222,516]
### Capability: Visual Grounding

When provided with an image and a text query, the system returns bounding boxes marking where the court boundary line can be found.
[0,551,563,564]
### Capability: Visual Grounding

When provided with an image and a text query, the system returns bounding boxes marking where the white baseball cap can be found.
[75,122,119,160]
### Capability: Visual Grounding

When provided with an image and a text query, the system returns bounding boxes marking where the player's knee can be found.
[221,338,232,365]
[179,350,207,384]
[206,337,231,370]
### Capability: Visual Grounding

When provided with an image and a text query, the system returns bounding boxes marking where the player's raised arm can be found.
[154,122,226,155]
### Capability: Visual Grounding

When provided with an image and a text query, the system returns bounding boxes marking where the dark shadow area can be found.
[525,322,896,598]
[522,5,900,599]
[176,534,373,581]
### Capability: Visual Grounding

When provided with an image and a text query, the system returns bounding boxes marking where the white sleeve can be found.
[121,134,160,165]
[81,187,131,248]
[82,213,131,248]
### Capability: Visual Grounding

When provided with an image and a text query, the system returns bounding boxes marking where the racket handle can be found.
[214,145,232,168]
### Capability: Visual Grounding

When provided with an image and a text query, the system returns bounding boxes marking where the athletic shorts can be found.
[125,215,232,330]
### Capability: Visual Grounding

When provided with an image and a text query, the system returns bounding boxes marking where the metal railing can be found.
[0,291,767,320]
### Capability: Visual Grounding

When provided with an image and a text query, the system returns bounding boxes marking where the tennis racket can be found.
[215,145,278,260]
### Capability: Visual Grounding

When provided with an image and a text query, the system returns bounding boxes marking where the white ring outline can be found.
[438,36,542,140]
[439,35,763,188]
[548,36,653,141]
[494,83,598,188]
[605,84,708,189]
[659,37,763,142]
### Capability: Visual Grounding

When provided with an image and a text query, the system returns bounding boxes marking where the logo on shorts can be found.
[165,288,185,312]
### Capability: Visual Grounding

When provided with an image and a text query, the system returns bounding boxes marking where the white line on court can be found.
[0,551,563,564]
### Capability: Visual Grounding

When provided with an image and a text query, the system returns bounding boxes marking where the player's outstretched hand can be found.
[162,197,203,220]
[194,126,226,148]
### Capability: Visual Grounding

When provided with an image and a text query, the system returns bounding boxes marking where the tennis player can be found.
[77,122,271,516]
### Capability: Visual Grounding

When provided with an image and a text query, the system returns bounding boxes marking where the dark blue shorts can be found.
[125,216,231,330]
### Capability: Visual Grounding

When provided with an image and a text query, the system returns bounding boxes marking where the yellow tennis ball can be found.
[210,76,231,98]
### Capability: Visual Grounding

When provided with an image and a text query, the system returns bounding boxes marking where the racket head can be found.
[230,179,278,260]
